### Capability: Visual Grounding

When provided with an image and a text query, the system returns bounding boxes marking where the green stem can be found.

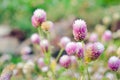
[56,48,64,62]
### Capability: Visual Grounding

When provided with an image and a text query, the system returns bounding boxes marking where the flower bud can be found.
[59,36,71,49]
[59,55,71,68]
[108,56,120,71]
[73,19,87,41]
[40,39,49,53]
[41,21,53,31]
[65,42,77,55]
[31,33,40,44]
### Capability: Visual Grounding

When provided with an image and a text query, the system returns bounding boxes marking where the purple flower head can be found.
[40,39,49,53]
[37,57,45,68]
[59,36,71,49]
[91,42,104,60]
[89,33,98,42]
[73,19,87,41]
[108,56,120,71]
[65,42,77,55]
[33,9,46,24]
[102,30,112,42]
[59,55,71,68]
[76,42,84,58]
[31,33,40,44]
[31,9,46,28]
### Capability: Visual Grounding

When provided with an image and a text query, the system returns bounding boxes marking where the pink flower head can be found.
[40,39,49,53]
[108,56,120,71]
[76,42,84,58]
[91,42,104,60]
[102,30,112,42]
[89,33,98,42]
[59,55,71,68]
[73,19,87,41]
[31,9,46,28]
[33,9,46,23]
[59,36,71,49]
[65,42,77,55]
[31,33,40,44]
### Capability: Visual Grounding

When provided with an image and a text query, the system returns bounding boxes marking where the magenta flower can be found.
[31,9,46,28]
[37,57,45,68]
[31,33,40,44]
[89,33,98,42]
[59,36,71,49]
[76,42,84,58]
[59,55,71,68]
[91,42,104,60]
[102,30,112,42]
[108,56,120,71]
[73,19,87,41]
[40,39,49,53]
[65,42,77,55]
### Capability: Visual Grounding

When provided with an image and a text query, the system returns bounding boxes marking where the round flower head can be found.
[59,55,71,68]
[59,36,71,49]
[91,42,104,60]
[76,42,84,58]
[31,33,40,44]
[102,30,112,42]
[65,42,77,55]
[89,33,98,42]
[73,19,87,41]
[40,39,49,53]
[33,9,46,24]
[108,56,120,71]
[41,21,53,31]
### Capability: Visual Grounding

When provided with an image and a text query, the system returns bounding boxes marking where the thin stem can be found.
[87,66,91,80]
[56,48,64,62]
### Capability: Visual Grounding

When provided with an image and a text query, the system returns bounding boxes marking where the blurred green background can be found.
[0,0,120,37]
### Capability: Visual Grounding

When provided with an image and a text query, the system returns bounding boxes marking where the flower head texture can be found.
[102,30,112,42]
[108,56,120,71]
[31,9,46,28]
[76,42,84,58]
[59,36,71,49]
[65,42,77,55]
[31,33,40,44]
[73,19,87,41]
[59,55,71,68]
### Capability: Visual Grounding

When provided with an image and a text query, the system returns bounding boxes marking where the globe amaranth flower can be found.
[85,42,104,63]
[73,19,87,41]
[65,42,77,55]
[31,33,40,44]
[76,42,84,58]
[41,21,54,31]
[40,39,49,53]
[59,36,71,49]
[31,9,46,28]
[89,33,98,42]
[102,30,112,42]
[59,55,71,68]
[108,56,120,71]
